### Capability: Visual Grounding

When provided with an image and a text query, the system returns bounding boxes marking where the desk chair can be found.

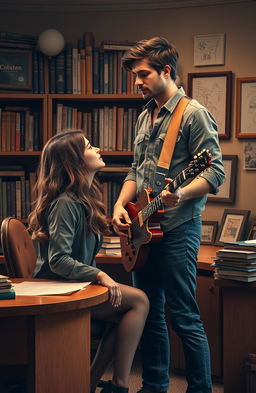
[0,217,36,278]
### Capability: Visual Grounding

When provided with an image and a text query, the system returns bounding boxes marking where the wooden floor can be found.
[100,354,224,393]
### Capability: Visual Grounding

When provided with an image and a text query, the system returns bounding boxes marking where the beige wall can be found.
[1,1,256,230]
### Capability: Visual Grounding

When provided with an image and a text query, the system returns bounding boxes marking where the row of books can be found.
[0,107,41,152]
[54,105,139,151]
[1,31,137,95]
[0,274,16,300]
[214,240,256,282]
[98,235,121,256]
[48,45,139,95]
[0,171,36,219]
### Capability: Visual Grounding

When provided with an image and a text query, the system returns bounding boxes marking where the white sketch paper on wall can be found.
[194,33,225,66]
[192,76,227,134]
[241,82,256,134]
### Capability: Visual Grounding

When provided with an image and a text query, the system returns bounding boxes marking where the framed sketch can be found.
[243,141,256,170]
[236,77,256,138]
[194,33,225,66]
[187,71,232,139]
[0,48,32,90]
[248,222,256,240]
[207,155,238,203]
[215,209,250,245]
[201,221,218,245]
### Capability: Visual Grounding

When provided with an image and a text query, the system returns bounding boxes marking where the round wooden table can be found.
[0,279,109,393]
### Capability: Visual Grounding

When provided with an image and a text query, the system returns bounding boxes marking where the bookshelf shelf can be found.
[0,151,41,156]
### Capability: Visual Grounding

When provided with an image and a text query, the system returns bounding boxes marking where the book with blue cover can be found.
[224,240,256,251]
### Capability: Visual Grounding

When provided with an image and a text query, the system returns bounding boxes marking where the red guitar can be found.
[120,149,212,272]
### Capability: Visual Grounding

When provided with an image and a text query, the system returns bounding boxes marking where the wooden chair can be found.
[0,217,36,278]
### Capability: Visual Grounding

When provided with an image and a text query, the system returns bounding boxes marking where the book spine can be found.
[20,111,25,151]
[65,43,73,94]
[99,49,104,94]
[103,51,109,94]
[0,31,37,44]
[80,48,86,95]
[48,57,56,94]
[15,112,21,151]
[16,180,22,219]
[0,289,16,299]
[6,112,11,152]
[72,48,78,94]
[10,111,16,152]
[32,50,39,93]
[55,50,65,94]
[77,52,81,94]
[33,112,40,151]
[1,111,7,152]
[85,45,93,94]
[93,47,99,94]
[38,52,45,94]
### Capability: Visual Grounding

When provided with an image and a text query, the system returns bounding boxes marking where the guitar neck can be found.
[141,167,190,223]
[137,149,211,225]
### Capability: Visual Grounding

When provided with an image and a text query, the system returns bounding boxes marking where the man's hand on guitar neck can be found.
[162,176,212,206]
[161,178,183,206]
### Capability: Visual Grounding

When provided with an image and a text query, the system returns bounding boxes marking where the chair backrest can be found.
[0,217,37,278]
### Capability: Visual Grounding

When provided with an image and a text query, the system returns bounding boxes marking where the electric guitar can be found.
[120,149,212,272]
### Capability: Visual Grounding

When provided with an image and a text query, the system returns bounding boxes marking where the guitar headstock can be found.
[187,149,212,178]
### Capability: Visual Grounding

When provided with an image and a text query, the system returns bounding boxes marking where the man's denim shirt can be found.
[125,87,225,233]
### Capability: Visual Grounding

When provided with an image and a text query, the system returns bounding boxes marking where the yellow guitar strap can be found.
[152,96,190,196]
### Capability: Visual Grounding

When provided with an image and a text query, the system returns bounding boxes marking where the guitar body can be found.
[120,150,211,273]
[121,189,163,272]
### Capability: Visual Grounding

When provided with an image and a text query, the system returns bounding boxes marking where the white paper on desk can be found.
[13,281,91,296]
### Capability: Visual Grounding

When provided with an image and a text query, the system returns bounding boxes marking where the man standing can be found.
[112,37,224,393]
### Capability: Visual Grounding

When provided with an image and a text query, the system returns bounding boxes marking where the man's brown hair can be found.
[122,36,179,80]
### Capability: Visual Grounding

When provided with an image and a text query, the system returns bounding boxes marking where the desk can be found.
[0,279,109,393]
[216,279,256,393]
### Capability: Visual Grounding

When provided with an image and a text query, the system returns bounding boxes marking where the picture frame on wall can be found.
[194,33,225,66]
[236,77,256,138]
[248,222,256,240]
[201,221,218,245]
[215,209,250,245]
[0,48,32,90]
[243,141,256,170]
[207,155,238,203]
[187,71,232,139]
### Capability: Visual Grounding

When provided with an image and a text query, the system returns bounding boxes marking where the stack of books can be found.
[214,240,256,282]
[99,235,121,256]
[0,274,16,299]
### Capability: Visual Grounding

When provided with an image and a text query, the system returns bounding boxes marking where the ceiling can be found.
[0,0,253,12]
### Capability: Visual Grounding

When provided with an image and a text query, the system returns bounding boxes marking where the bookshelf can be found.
[0,33,143,267]
[0,92,142,261]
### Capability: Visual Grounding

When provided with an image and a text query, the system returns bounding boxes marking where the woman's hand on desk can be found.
[96,271,122,308]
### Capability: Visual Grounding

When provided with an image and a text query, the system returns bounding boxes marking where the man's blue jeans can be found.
[133,217,212,393]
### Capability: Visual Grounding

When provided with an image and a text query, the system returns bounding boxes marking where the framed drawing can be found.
[243,141,256,170]
[187,71,232,139]
[248,222,256,240]
[207,155,238,203]
[201,221,218,245]
[194,33,225,66]
[0,48,32,90]
[215,209,250,245]
[236,77,256,138]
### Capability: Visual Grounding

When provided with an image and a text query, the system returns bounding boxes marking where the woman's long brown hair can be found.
[28,130,108,240]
